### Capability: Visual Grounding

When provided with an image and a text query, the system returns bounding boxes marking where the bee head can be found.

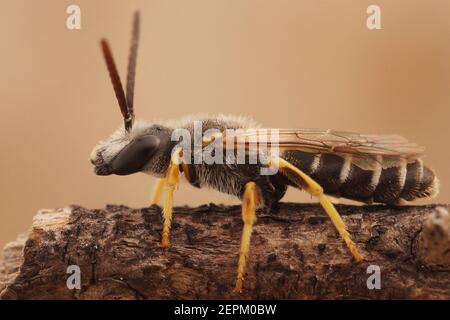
[90,12,172,176]
[90,122,171,176]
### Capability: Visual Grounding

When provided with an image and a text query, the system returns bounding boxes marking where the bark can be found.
[1,203,450,300]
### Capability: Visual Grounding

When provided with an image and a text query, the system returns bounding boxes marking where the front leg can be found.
[150,178,166,206]
[161,156,181,248]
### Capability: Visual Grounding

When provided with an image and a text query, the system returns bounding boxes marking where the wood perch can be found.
[1,203,450,299]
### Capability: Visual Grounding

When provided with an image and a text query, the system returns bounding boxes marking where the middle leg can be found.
[234,181,261,293]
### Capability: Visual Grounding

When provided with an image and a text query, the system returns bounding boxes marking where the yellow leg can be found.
[328,195,340,204]
[150,178,166,205]
[234,182,260,293]
[274,157,364,262]
[161,162,179,248]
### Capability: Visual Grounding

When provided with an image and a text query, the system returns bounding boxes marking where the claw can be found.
[233,277,243,293]
[162,235,170,248]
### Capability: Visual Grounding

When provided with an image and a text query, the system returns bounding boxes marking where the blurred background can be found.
[1,0,449,248]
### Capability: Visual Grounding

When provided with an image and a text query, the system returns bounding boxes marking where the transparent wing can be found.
[220,128,425,170]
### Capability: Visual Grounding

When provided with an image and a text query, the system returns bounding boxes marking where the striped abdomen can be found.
[282,150,439,204]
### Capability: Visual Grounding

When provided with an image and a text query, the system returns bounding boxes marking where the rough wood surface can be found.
[1,203,450,300]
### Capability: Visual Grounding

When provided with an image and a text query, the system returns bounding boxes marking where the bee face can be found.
[90,146,116,176]
[90,146,109,175]
[90,123,171,176]
[90,127,130,176]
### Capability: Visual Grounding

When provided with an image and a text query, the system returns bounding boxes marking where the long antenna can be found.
[100,39,131,131]
[126,11,140,126]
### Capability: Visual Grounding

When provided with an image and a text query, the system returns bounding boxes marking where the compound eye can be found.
[110,135,160,175]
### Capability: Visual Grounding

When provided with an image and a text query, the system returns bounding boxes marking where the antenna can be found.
[100,11,141,132]
[126,11,140,125]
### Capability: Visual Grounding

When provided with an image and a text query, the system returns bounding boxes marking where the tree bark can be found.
[1,203,450,300]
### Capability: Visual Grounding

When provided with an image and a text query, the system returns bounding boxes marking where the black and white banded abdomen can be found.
[282,150,439,204]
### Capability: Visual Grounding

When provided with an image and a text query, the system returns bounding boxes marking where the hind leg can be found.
[271,157,364,262]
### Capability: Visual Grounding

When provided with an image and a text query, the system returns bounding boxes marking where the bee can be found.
[90,11,439,293]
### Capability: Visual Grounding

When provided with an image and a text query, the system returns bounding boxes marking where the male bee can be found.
[90,12,439,293]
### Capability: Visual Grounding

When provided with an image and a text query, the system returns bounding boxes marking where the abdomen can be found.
[282,150,439,204]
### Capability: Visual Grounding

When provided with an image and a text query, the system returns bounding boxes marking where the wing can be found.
[220,128,425,170]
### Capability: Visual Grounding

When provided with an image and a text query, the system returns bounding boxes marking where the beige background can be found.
[1,0,449,249]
